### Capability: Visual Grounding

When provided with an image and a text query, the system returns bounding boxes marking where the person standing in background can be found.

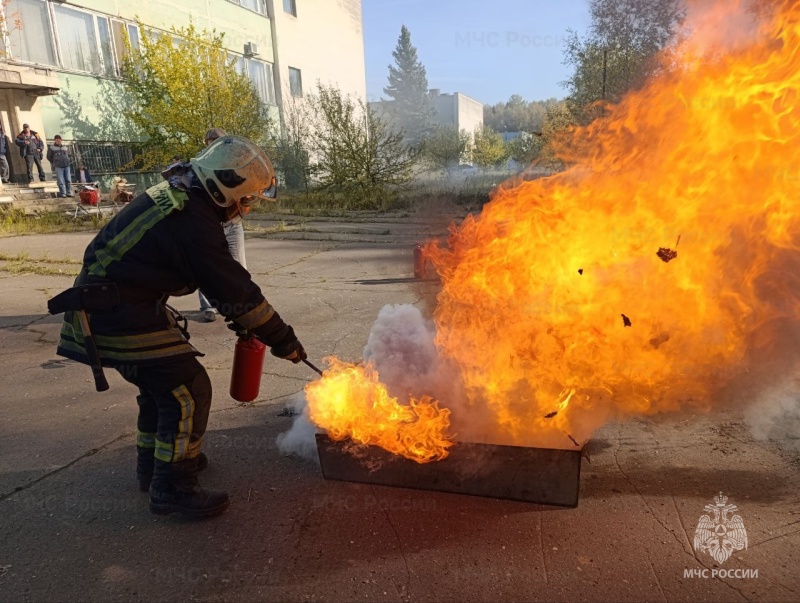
[15,124,45,183]
[47,135,72,198]
[197,128,248,322]
[0,126,11,184]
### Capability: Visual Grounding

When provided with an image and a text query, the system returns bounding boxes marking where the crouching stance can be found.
[50,136,304,518]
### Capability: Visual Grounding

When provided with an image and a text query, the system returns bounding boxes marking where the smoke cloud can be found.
[275,393,318,462]
[744,375,800,451]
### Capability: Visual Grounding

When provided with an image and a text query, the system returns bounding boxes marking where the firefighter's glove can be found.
[255,313,307,364]
[270,335,307,364]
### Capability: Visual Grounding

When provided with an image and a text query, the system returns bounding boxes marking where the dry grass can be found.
[252,172,511,217]
[0,208,110,236]
[0,251,82,277]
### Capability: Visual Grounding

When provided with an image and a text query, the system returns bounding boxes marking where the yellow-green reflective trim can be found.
[154,439,173,463]
[87,182,188,278]
[136,431,156,449]
[171,385,195,462]
[63,314,186,348]
[236,300,275,330]
[59,337,196,362]
[146,181,189,213]
[88,205,164,278]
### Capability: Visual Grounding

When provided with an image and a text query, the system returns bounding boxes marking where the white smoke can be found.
[743,373,800,451]
[362,304,467,405]
[275,393,318,462]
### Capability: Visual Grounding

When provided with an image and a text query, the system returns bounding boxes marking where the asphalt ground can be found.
[0,223,798,602]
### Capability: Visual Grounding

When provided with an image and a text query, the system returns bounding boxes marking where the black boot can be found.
[149,457,229,518]
[138,451,208,492]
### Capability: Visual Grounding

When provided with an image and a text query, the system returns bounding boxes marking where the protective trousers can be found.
[115,357,212,477]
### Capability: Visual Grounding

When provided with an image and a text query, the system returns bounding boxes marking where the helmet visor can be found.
[240,176,278,206]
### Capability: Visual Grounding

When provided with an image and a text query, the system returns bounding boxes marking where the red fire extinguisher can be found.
[230,335,267,402]
[413,243,426,280]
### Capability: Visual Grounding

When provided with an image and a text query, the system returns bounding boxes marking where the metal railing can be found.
[54,140,149,175]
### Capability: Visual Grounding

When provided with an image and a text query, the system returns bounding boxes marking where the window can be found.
[263,62,276,105]
[231,54,246,76]
[5,0,57,66]
[127,23,141,51]
[52,4,101,74]
[288,67,303,97]
[226,0,267,16]
[97,17,116,77]
[111,20,140,72]
[3,2,142,77]
[230,53,276,105]
[247,59,276,105]
[283,0,297,16]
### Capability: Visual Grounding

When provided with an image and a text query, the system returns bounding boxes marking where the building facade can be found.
[270,0,366,106]
[369,89,484,161]
[429,89,483,139]
[0,0,365,184]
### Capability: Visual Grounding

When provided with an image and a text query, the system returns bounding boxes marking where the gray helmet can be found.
[190,135,277,209]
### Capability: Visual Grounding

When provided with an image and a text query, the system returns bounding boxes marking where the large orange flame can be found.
[304,0,800,458]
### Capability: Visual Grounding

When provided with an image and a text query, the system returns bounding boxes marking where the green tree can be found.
[563,0,685,123]
[484,95,565,133]
[383,25,436,146]
[122,23,272,168]
[308,83,417,208]
[471,125,508,169]
[422,125,471,172]
[537,101,578,170]
[506,133,542,166]
[271,94,313,191]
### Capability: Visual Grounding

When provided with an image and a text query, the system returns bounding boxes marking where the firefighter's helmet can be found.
[190,135,277,214]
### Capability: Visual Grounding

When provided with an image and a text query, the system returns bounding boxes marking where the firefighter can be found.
[55,136,303,518]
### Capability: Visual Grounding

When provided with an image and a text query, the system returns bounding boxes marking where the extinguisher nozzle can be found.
[302,359,324,376]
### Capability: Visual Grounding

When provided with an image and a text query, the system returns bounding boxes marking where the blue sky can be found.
[362,0,591,105]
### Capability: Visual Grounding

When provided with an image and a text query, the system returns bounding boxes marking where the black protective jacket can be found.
[57,180,291,366]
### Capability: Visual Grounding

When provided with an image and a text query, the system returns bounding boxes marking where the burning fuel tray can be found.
[315,434,582,507]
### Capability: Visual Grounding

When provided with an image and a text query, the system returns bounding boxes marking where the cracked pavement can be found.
[0,226,798,602]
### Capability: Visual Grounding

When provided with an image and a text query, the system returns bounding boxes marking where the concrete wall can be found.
[455,93,484,137]
[433,95,456,127]
[268,0,366,103]
[432,92,484,136]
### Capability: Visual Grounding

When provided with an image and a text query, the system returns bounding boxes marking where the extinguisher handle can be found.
[226,320,249,337]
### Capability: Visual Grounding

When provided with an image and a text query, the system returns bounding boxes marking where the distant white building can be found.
[369,89,484,139]
[429,89,483,136]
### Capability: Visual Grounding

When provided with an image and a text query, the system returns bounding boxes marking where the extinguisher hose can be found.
[302,358,324,376]
[246,330,323,376]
